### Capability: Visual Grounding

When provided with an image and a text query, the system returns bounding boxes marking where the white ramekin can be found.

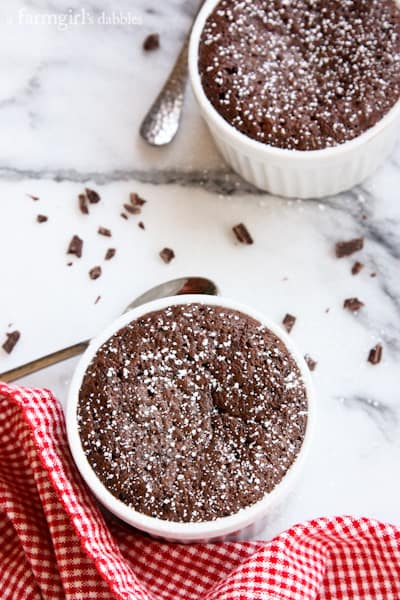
[189,0,400,199]
[66,294,315,543]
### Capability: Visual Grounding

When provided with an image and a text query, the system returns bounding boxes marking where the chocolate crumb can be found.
[121,213,128,220]
[67,262,73,267]
[138,221,145,230]
[143,33,160,51]
[160,247,175,264]
[368,343,382,365]
[79,193,89,215]
[98,227,112,237]
[343,298,364,312]
[325,308,330,313]
[335,238,364,258]
[130,192,146,207]
[94,295,101,305]
[86,188,101,204]
[352,261,364,275]
[67,235,83,258]
[282,313,296,333]
[37,214,48,223]
[123,203,141,215]
[89,266,102,280]
[105,248,116,261]
[233,223,253,245]
[370,272,377,278]
[27,194,39,201]
[2,331,20,354]
[304,354,317,371]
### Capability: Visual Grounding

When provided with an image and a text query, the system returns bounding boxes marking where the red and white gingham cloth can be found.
[1,382,400,600]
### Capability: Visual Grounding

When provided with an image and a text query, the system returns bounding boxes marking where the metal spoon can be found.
[0,276,218,383]
[139,1,204,146]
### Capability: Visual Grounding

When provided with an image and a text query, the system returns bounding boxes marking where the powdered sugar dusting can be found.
[78,304,308,523]
[199,0,400,150]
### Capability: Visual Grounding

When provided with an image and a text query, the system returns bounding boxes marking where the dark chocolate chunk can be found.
[159,247,175,264]
[67,235,83,258]
[143,33,160,51]
[304,354,317,371]
[89,266,102,280]
[335,238,364,258]
[123,203,141,215]
[130,192,146,207]
[282,313,296,333]
[368,343,382,365]
[86,188,101,204]
[37,214,48,223]
[351,261,364,275]
[78,194,89,215]
[343,298,364,312]
[233,223,253,245]
[138,221,145,230]
[2,331,20,354]
[105,248,116,260]
[98,227,112,237]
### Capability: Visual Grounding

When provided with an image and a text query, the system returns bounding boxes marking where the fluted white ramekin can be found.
[66,294,315,543]
[189,0,400,199]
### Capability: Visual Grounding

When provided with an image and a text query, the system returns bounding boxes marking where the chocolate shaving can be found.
[351,261,364,275]
[94,295,101,305]
[370,272,377,278]
[86,188,101,204]
[67,235,83,258]
[2,331,20,354]
[89,266,102,280]
[233,223,253,245]
[121,213,128,220]
[105,248,116,260]
[143,33,160,51]
[343,298,364,312]
[130,192,146,207]
[37,214,48,223]
[79,194,89,215]
[282,313,296,333]
[159,247,175,264]
[98,227,112,237]
[138,221,145,230]
[304,354,317,371]
[368,344,382,365]
[27,194,39,201]
[123,203,141,215]
[335,237,364,258]
[67,262,73,267]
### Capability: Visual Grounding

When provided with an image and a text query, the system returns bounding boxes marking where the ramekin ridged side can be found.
[66,294,315,543]
[189,0,400,199]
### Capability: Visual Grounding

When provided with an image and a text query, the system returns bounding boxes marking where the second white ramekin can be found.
[189,0,400,199]
[66,294,315,543]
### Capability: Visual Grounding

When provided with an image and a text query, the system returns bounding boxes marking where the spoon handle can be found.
[139,36,189,146]
[0,341,90,383]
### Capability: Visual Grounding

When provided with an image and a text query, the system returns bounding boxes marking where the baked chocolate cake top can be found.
[198,0,400,150]
[78,303,308,523]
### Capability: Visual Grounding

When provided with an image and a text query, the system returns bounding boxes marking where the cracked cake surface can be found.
[198,0,400,150]
[78,303,308,522]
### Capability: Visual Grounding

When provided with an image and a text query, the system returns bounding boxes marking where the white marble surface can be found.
[0,0,400,541]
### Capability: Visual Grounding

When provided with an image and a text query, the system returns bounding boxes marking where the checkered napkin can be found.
[1,382,400,600]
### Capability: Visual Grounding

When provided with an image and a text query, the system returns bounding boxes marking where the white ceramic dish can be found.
[66,294,315,543]
[188,0,400,199]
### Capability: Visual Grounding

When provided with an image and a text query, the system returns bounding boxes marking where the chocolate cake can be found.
[198,0,400,150]
[78,304,308,523]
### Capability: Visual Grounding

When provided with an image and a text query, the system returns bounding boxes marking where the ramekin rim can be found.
[188,0,400,162]
[66,294,315,540]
